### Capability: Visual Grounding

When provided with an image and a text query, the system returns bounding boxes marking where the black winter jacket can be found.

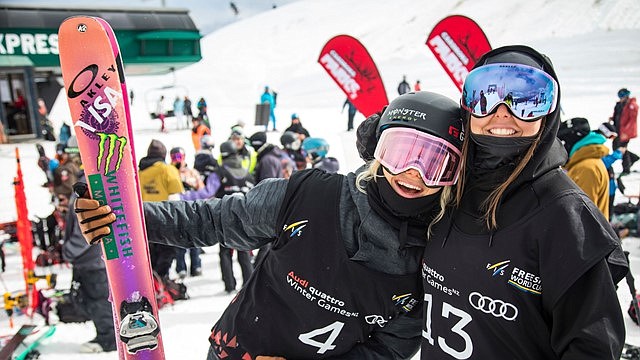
[144,169,427,359]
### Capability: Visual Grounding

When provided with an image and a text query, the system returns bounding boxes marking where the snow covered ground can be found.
[0,0,640,358]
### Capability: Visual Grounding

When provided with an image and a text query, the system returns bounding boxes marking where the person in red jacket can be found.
[611,88,639,175]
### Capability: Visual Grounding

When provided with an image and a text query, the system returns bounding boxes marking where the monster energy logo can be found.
[97,133,127,175]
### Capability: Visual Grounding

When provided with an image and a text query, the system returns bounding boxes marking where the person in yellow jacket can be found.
[220,128,257,173]
[138,139,184,278]
[563,127,611,218]
[139,139,184,201]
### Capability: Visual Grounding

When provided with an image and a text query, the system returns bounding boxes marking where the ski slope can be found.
[0,0,639,358]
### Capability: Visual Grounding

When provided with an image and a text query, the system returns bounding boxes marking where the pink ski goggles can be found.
[170,152,185,163]
[374,127,462,186]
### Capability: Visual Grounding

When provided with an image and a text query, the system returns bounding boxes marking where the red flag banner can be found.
[13,148,35,312]
[318,35,388,117]
[426,15,492,91]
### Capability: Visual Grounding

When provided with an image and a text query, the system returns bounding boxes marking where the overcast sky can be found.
[2,0,300,34]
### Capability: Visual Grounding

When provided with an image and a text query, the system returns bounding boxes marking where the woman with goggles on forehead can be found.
[72,91,463,359]
[420,45,628,360]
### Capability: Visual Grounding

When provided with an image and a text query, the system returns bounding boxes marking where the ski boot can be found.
[119,297,160,353]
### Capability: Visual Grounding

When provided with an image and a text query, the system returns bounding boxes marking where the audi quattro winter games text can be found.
[68,62,132,260]
[422,263,460,297]
[287,271,359,318]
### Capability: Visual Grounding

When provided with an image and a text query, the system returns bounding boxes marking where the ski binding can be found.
[119,297,160,353]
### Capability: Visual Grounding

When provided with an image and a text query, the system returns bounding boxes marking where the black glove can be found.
[356,109,385,161]
[73,182,116,245]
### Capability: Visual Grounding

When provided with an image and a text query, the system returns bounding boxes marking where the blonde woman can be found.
[75,91,463,360]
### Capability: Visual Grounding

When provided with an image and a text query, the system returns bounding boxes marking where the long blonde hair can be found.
[355,160,453,237]
[454,117,546,229]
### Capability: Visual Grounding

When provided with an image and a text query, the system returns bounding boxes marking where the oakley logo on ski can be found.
[319,50,360,99]
[468,291,518,321]
[486,260,510,277]
[283,220,309,237]
[66,63,122,140]
[97,132,127,175]
[365,315,388,327]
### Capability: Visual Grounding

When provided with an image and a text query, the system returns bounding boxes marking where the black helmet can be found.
[618,88,631,99]
[194,152,218,175]
[377,91,464,150]
[280,131,301,150]
[557,117,590,155]
[249,131,267,150]
[219,140,237,158]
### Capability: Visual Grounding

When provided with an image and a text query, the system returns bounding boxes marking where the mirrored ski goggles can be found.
[461,63,559,121]
[374,127,462,186]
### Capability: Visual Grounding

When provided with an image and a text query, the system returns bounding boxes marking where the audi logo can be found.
[468,292,518,321]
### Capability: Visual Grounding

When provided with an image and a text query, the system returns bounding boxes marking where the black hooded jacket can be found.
[421,45,628,360]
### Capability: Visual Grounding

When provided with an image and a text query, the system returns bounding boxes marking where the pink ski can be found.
[58,16,165,359]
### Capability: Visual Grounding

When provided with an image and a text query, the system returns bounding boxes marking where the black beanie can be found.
[249,132,267,150]
[147,139,167,159]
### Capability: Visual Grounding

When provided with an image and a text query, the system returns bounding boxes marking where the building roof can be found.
[0,5,198,31]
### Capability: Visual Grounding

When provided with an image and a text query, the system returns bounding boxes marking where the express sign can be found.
[0,32,59,55]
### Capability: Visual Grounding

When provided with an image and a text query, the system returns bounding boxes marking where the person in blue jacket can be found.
[597,122,626,219]
[261,86,277,131]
